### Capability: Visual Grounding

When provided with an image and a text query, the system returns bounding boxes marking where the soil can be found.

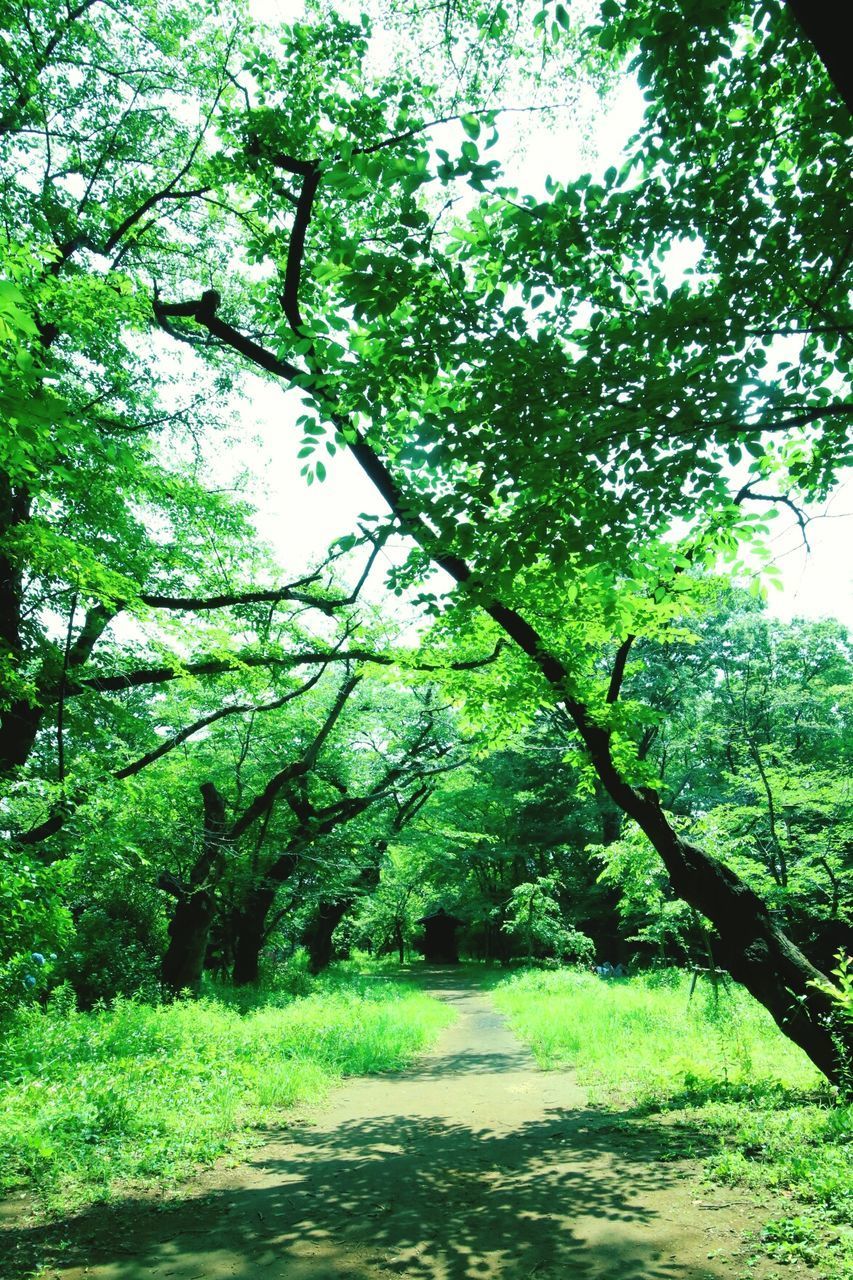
[1,971,816,1280]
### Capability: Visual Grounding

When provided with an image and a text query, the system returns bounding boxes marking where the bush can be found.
[62,891,167,1008]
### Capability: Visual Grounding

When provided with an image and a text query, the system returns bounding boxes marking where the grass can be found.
[493,967,852,1279]
[0,973,452,1214]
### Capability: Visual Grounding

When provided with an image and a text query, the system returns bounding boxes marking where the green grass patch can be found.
[493,967,852,1279]
[0,975,451,1214]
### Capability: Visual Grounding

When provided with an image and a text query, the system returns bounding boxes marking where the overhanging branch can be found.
[735,483,812,551]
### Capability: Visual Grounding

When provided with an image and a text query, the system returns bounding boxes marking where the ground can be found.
[0,972,817,1280]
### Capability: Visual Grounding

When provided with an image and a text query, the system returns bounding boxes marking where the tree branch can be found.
[228,672,361,841]
[606,634,636,704]
[0,0,100,136]
[280,164,320,336]
[113,665,327,780]
[735,484,812,550]
[55,640,506,700]
[102,26,238,254]
[138,535,383,614]
[16,664,337,846]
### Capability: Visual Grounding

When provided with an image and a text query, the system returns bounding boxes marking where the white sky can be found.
[231,3,851,630]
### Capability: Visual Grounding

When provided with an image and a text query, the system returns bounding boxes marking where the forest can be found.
[0,0,851,1277]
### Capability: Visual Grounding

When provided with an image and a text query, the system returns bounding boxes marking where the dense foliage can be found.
[0,0,850,1089]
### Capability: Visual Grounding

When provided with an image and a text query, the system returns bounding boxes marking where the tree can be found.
[0,0,253,777]
[651,602,852,962]
[502,875,595,963]
[227,681,462,984]
[156,1,847,1077]
[3,0,850,1077]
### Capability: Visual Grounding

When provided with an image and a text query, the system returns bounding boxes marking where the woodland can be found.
[0,0,852,1272]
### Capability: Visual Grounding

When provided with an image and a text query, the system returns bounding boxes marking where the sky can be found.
[228,0,852,629]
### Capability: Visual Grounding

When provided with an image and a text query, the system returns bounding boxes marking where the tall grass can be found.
[0,976,451,1213]
[493,968,852,1278]
[493,967,820,1095]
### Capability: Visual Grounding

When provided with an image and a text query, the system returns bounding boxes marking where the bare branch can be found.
[735,483,812,550]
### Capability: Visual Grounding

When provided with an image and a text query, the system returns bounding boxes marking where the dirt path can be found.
[3,974,809,1280]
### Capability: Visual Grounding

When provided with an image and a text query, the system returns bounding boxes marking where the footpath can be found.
[2,973,809,1280]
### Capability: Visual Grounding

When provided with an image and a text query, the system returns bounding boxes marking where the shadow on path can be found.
[1,1108,720,1280]
[0,971,781,1280]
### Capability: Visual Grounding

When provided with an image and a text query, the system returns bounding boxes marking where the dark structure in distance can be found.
[418,908,464,964]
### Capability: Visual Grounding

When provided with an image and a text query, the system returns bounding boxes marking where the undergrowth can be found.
[493,968,852,1280]
[0,973,451,1214]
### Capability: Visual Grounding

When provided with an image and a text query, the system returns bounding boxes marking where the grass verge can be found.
[493,967,852,1279]
[0,974,451,1214]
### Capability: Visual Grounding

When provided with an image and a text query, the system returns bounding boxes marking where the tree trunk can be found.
[302,899,350,974]
[302,861,383,974]
[573,708,847,1081]
[784,0,853,113]
[232,885,276,985]
[161,783,228,995]
[0,475,39,774]
[161,886,218,995]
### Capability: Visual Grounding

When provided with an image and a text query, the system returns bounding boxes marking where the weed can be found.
[0,975,451,1214]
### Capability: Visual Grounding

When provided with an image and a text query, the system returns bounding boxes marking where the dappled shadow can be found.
[2,1105,719,1280]
[3,974,759,1280]
[402,1046,531,1077]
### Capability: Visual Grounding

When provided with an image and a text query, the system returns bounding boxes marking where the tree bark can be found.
[785,0,853,114]
[161,783,228,994]
[572,708,846,1081]
[302,899,351,974]
[232,885,277,985]
[302,864,382,974]
[0,474,38,774]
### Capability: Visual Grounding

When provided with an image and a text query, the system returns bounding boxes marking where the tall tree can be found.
[152,2,849,1076]
[3,0,850,1076]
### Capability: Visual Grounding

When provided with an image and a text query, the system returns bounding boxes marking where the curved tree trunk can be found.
[572,708,846,1081]
[303,861,383,974]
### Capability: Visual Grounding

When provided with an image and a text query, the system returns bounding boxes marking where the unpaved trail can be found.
[2,973,811,1280]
